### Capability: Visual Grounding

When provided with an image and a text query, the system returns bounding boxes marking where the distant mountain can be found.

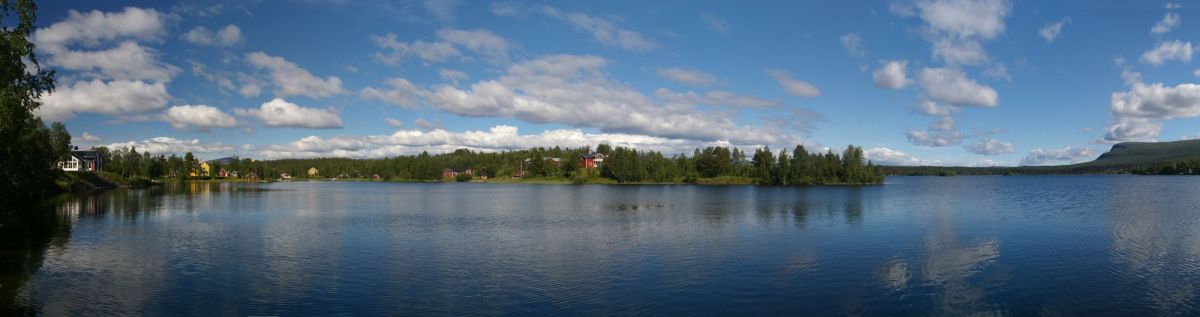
[1079,139,1200,168]
[206,156,239,165]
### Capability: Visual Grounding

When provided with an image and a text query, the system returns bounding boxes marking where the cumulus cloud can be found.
[182,25,242,47]
[765,69,821,98]
[539,6,657,52]
[370,29,512,64]
[256,125,741,159]
[361,54,809,145]
[901,0,1012,65]
[1020,146,1096,166]
[1104,117,1163,143]
[1039,17,1070,43]
[873,60,912,89]
[1140,40,1193,66]
[701,13,731,34]
[434,29,513,61]
[864,147,937,166]
[235,98,343,129]
[106,137,236,155]
[73,132,104,144]
[161,105,237,131]
[424,0,461,22]
[964,139,1014,155]
[360,78,423,108]
[1100,73,1200,142]
[370,33,459,64]
[840,33,866,57]
[907,115,965,147]
[245,52,346,98]
[33,7,178,82]
[655,89,781,108]
[35,79,170,122]
[1110,81,1200,119]
[918,67,998,107]
[384,118,404,128]
[656,67,718,86]
[1151,13,1181,35]
[439,69,469,81]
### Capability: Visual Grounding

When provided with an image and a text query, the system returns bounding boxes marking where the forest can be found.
[95,144,886,186]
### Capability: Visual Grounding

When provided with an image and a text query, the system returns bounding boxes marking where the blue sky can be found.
[31,0,1200,166]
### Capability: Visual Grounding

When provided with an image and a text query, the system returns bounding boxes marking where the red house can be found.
[580,153,606,169]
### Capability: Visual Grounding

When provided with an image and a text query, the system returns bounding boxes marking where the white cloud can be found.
[245,52,346,98]
[32,7,165,50]
[35,79,170,122]
[256,125,741,159]
[701,13,731,34]
[656,67,718,86]
[1101,76,1200,142]
[235,98,343,129]
[655,89,780,108]
[439,69,469,81]
[490,2,524,17]
[907,115,965,147]
[840,33,866,57]
[918,67,998,107]
[1110,81,1200,119]
[105,137,235,155]
[369,29,512,64]
[370,33,459,64]
[384,118,404,128]
[1140,40,1193,65]
[1166,3,1183,10]
[864,147,937,166]
[44,40,178,83]
[424,0,461,22]
[1151,13,1181,35]
[765,69,821,98]
[1103,117,1163,143]
[360,78,423,108]
[964,139,1014,155]
[33,7,177,82]
[539,6,658,52]
[1020,146,1096,166]
[915,0,1011,39]
[874,60,912,89]
[73,132,104,144]
[161,105,237,131]
[931,38,989,65]
[371,54,805,144]
[182,25,243,47]
[904,0,1012,66]
[435,29,513,61]
[1039,17,1070,43]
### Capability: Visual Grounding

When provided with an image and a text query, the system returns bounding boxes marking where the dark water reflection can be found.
[4,176,1200,315]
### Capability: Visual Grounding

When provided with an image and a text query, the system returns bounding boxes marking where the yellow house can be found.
[307,167,319,177]
[191,162,211,177]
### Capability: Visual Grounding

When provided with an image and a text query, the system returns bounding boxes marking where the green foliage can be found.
[454,174,472,182]
[0,0,60,207]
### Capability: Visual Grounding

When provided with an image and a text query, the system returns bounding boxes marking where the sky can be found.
[30,0,1200,166]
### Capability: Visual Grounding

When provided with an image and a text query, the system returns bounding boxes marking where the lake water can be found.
[4,176,1200,315]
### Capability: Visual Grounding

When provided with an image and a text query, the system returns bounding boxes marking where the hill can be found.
[1077,139,1200,168]
[883,139,1200,175]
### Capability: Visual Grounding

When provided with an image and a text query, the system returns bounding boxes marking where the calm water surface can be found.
[4,176,1200,315]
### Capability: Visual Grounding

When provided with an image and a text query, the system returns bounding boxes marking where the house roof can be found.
[580,153,606,159]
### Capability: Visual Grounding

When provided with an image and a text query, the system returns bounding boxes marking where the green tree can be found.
[0,0,58,206]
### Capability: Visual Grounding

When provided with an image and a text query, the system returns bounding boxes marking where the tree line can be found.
[95,144,884,185]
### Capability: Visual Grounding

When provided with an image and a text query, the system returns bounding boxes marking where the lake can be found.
[4,176,1200,315]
